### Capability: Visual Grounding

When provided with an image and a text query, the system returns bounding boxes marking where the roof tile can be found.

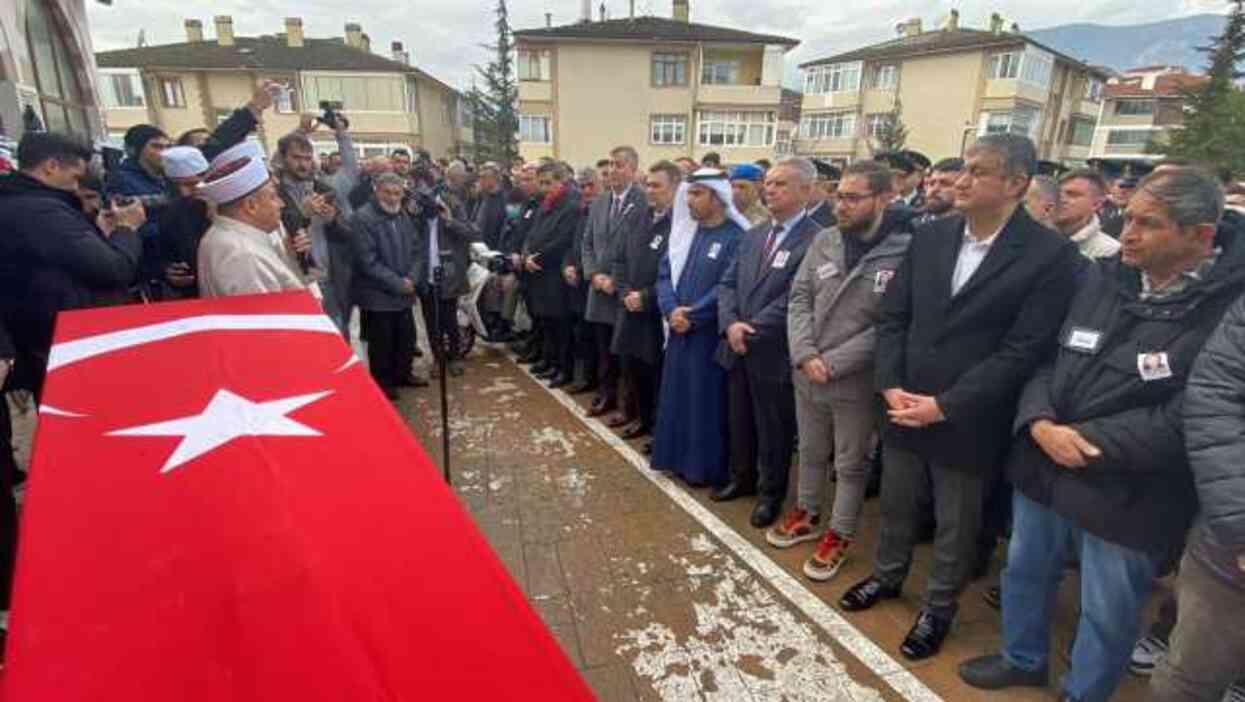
[514,15,797,46]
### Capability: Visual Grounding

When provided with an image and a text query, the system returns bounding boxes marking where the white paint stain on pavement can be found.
[478,377,520,395]
[531,426,577,458]
[616,534,885,702]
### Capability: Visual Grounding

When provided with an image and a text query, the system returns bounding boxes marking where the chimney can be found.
[361,32,371,53]
[184,19,203,43]
[1009,21,1021,33]
[673,0,689,23]
[344,22,363,49]
[284,17,303,48]
[629,0,635,18]
[946,9,959,32]
[581,0,591,22]
[899,18,922,37]
[989,12,1004,34]
[545,12,553,27]
[391,40,410,64]
[214,15,234,47]
[599,3,606,21]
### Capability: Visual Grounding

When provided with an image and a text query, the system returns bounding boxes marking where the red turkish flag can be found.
[4,292,591,701]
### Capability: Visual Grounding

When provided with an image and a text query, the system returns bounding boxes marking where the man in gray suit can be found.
[583,145,649,419]
[711,158,822,528]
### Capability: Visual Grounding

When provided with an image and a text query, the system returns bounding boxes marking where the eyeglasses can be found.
[834,191,876,204]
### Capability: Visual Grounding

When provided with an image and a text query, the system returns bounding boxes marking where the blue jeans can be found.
[1003,492,1158,702]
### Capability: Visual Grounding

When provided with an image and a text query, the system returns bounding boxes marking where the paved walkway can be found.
[396,346,1155,702]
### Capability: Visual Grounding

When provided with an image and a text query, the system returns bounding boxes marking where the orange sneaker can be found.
[804,530,852,582]
[765,508,822,548]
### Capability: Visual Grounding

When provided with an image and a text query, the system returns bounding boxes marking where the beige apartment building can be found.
[1089,65,1207,167]
[95,17,471,160]
[1,0,107,140]
[513,0,798,168]
[797,11,1109,166]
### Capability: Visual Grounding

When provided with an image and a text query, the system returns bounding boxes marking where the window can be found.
[650,114,687,145]
[302,74,405,112]
[652,52,689,87]
[1115,99,1155,116]
[701,59,741,85]
[99,72,144,108]
[157,78,186,108]
[25,0,92,137]
[1020,49,1053,88]
[866,113,894,139]
[517,49,551,81]
[1069,118,1094,146]
[1085,77,1104,102]
[803,62,861,95]
[1107,129,1152,146]
[871,64,898,90]
[989,51,1021,79]
[981,105,1040,137]
[518,114,552,143]
[697,111,775,147]
[800,112,857,140]
[273,85,295,113]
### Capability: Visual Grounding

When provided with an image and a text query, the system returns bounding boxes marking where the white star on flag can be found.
[109,389,333,473]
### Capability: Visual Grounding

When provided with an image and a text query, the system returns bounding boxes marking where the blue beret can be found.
[730,163,764,182]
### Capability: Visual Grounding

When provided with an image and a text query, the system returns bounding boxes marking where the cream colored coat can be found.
[198,216,306,298]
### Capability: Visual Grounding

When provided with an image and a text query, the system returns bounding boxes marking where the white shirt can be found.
[198,216,306,299]
[766,209,806,253]
[1068,215,1121,260]
[951,222,1004,295]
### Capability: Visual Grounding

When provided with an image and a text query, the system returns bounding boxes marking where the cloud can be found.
[86,0,1229,90]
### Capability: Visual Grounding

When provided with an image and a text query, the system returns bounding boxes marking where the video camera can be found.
[317,101,350,131]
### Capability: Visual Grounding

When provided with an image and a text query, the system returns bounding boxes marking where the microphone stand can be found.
[432,260,452,485]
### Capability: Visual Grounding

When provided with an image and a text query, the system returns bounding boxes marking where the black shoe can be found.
[983,584,1001,610]
[567,380,598,395]
[530,362,554,376]
[399,374,429,388]
[839,577,902,612]
[535,367,560,380]
[547,372,572,388]
[710,481,756,503]
[517,349,542,364]
[642,440,653,455]
[586,397,617,418]
[959,654,1048,690]
[750,500,782,528]
[900,610,953,661]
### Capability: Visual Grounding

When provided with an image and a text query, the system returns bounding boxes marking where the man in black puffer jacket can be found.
[1151,222,1245,701]
[960,170,1245,702]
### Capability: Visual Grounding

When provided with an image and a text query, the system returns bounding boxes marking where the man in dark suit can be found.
[711,158,822,528]
[583,146,649,420]
[839,134,1082,661]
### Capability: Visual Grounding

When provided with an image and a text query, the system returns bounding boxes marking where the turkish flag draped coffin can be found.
[4,292,593,701]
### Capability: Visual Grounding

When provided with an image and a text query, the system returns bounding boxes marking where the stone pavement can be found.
[396,346,1156,702]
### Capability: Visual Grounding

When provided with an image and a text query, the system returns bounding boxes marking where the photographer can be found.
[411,175,480,378]
[106,124,172,300]
[350,173,426,399]
[275,129,353,335]
[0,132,145,398]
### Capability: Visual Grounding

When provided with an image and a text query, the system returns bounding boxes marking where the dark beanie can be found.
[124,124,166,154]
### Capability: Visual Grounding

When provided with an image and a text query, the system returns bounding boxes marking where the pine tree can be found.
[868,97,909,154]
[470,0,520,166]
[1161,0,1245,176]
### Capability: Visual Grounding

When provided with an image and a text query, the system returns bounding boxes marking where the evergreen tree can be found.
[471,0,520,166]
[867,97,909,155]
[1161,0,1245,176]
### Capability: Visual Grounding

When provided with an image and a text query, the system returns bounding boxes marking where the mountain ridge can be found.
[1026,13,1227,73]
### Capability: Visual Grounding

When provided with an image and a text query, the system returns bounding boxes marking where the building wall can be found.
[896,51,985,160]
[415,75,458,159]
[0,0,103,139]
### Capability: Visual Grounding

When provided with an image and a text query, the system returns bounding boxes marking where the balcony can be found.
[696,83,780,107]
[518,80,552,103]
[801,91,861,111]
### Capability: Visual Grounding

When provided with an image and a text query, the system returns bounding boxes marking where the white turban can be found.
[197,155,271,206]
[209,140,266,170]
[160,146,209,180]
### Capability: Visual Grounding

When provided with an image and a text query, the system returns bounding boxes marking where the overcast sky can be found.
[86,0,1231,89]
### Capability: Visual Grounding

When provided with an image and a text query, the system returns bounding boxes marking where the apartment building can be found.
[0,0,107,140]
[512,0,798,168]
[797,11,1109,166]
[94,17,472,160]
[1089,65,1207,166]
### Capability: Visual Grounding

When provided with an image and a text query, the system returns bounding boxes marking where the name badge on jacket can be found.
[816,262,838,280]
[1066,327,1103,354]
[1138,352,1173,381]
[650,234,664,251]
[772,251,791,269]
[873,269,895,293]
[708,242,722,260]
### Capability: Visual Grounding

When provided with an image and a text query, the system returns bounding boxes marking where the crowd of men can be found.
[0,78,1244,702]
